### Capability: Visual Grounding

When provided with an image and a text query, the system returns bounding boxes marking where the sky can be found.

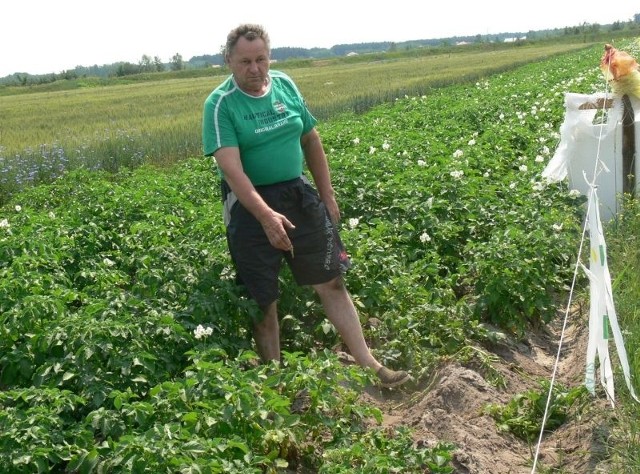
[2,0,637,78]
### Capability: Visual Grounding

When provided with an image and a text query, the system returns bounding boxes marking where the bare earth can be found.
[361,305,615,474]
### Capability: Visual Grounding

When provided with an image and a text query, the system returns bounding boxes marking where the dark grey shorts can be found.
[224,177,350,307]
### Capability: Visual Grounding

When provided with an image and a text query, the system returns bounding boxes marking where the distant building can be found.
[504,36,527,42]
[346,52,358,57]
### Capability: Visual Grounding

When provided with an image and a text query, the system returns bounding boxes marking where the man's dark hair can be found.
[224,23,270,61]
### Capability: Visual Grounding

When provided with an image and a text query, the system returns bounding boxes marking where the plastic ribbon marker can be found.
[581,186,639,406]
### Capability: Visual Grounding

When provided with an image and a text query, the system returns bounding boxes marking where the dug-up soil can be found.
[362,304,618,474]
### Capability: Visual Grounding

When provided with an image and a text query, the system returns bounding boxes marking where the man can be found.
[202,23,410,388]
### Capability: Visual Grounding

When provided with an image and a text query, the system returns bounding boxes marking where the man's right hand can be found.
[260,211,296,251]
[214,148,296,251]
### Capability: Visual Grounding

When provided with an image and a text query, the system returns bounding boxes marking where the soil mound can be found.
[363,306,613,473]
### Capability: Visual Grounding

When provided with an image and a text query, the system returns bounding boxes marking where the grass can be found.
[605,195,640,472]
[0,40,591,205]
[286,42,593,117]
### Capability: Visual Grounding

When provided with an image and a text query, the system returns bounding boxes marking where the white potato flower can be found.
[194,324,213,340]
[420,232,431,243]
[532,181,546,192]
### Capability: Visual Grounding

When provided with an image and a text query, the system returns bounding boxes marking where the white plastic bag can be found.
[543,93,620,183]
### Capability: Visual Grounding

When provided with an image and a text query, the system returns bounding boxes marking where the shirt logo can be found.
[273,100,286,114]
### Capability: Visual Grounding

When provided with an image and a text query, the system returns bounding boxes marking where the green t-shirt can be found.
[202,70,317,186]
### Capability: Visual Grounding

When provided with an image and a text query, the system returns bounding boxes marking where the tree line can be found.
[5,53,186,87]
[2,15,639,87]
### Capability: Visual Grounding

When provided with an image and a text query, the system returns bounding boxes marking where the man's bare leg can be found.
[252,301,281,362]
[312,276,382,371]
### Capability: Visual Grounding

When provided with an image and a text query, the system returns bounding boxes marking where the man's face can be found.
[227,36,270,95]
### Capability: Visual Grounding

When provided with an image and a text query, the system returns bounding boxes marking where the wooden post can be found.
[621,94,636,196]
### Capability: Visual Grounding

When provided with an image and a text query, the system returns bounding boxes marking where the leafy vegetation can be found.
[603,195,640,471]
[1,36,639,472]
[484,382,589,441]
